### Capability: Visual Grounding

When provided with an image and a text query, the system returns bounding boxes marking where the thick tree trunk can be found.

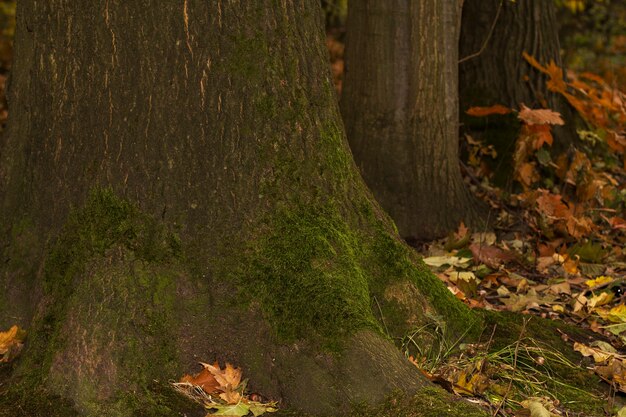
[341,0,482,242]
[0,2,481,416]
[459,0,578,153]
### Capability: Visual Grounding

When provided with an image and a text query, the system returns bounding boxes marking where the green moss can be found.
[273,387,489,417]
[243,202,379,345]
[368,229,481,343]
[5,188,185,415]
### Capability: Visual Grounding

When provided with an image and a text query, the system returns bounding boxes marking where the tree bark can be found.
[341,0,482,242]
[459,0,578,153]
[0,1,481,415]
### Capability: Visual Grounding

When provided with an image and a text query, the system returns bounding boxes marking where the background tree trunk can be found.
[459,0,578,156]
[341,0,482,242]
[0,1,480,415]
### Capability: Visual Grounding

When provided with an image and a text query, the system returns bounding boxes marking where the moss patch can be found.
[238,197,481,354]
[4,188,187,415]
[273,387,489,417]
[243,202,379,345]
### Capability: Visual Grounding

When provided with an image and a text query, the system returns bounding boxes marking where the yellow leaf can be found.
[552,305,565,313]
[608,305,626,323]
[587,292,614,309]
[0,325,26,363]
[585,276,614,288]
[574,342,614,363]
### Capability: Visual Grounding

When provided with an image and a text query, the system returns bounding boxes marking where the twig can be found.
[459,0,504,64]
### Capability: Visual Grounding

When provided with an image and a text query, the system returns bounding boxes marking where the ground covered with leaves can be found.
[410,57,626,416]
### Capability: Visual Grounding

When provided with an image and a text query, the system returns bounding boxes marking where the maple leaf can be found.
[535,191,571,218]
[518,104,564,126]
[0,325,26,363]
[201,361,243,392]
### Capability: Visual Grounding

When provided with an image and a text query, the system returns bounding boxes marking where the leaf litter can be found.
[172,361,277,417]
[417,56,626,416]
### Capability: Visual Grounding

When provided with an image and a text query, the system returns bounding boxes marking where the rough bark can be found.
[459,0,578,154]
[341,0,482,242]
[0,1,481,416]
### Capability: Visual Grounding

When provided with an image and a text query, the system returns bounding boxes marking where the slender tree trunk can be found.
[341,0,482,242]
[459,0,578,152]
[0,2,480,415]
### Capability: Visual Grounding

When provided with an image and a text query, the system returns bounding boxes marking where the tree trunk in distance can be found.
[0,2,483,416]
[341,0,483,242]
[459,0,578,162]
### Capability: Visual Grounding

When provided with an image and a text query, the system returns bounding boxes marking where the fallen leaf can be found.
[0,325,26,363]
[520,399,552,417]
[587,292,614,309]
[180,368,220,394]
[585,276,614,288]
[595,358,626,392]
[608,305,626,323]
[548,282,571,295]
[423,256,472,268]
[466,104,512,117]
[210,403,251,416]
[574,342,614,363]
[518,104,565,126]
[201,361,243,392]
[469,243,515,269]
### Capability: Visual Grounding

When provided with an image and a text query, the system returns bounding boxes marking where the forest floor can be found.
[328,26,626,417]
[0,13,624,417]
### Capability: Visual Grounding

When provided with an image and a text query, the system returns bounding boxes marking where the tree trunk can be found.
[459,0,578,154]
[340,0,482,242]
[0,2,481,416]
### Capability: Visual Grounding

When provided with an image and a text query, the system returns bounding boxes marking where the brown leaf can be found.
[469,243,515,269]
[518,104,564,126]
[180,368,220,394]
[535,191,571,219]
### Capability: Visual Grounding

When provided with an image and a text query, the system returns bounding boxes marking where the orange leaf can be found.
[0,325,26,363]
[517,162,538,187]
[466,105,512,117]
[527,124,554,149]
[522,51,549,75]
[535,191,571,219]
[180,368,220,394]
[201,361,243,392]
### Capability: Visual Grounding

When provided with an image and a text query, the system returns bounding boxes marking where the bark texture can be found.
[0,1,481,416]
[459,0,578,151]
[341,0,482,241]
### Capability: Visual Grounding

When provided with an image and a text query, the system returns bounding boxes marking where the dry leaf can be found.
[518,104,565,126]
[469,243,515,269]
[180,368,220,394]
[466,104,512,117]
[0,325,26,363]
[201,361,243,392]
[574,342,615,363]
